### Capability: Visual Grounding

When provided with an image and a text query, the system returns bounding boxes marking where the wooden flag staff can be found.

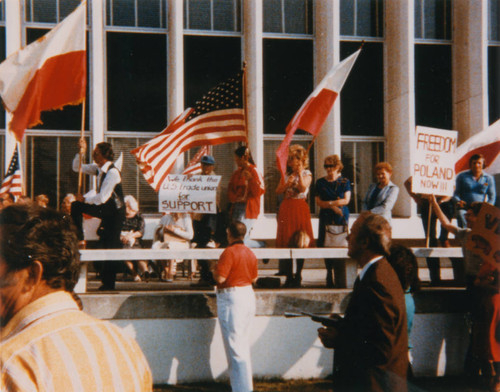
[77,99,86,194]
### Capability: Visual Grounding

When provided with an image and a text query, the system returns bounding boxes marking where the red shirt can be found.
[227,164,265,219]
[216,242,258,289]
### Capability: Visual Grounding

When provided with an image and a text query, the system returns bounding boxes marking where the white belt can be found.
[216,285,252,294]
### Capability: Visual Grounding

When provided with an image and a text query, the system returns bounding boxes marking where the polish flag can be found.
[0,1,86,141]
[455,119,500,175]
[276,49,360,178]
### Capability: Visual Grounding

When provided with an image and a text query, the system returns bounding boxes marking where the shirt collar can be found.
[1,291,79,341]
[358,255,384,281]
[100,161,113,173]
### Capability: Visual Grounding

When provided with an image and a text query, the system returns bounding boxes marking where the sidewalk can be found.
[153,376,489,391]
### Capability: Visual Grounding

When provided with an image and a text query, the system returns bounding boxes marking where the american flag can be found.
[132,72,247,191]
[0,145,23,197]
[182,145,211,175]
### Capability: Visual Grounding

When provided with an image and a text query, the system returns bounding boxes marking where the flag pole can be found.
[242,62,249,146]
[78,99,86,194]
[426,205,432,248]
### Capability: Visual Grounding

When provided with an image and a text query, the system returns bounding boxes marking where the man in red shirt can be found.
[212,221,258,392]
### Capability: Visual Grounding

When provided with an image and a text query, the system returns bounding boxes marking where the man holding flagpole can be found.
[71,139,125,291]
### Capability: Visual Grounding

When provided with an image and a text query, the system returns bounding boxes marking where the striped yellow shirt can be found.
[1,291,152,392]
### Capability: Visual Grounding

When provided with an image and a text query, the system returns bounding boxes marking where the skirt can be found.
[276,198,315,248]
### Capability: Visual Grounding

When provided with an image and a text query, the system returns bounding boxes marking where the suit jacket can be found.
[362,182,399,222]
[333,258,408,392]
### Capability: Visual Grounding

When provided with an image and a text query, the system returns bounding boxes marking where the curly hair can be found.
[96,142,115,161]
[0,205,80,292]
[374,162,393,174]
[324,154,344,171]
[288,144,309,170]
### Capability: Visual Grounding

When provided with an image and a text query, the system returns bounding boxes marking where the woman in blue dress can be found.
[315,155,351,287]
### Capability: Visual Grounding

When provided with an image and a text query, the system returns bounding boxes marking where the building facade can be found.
[1,0,499,218]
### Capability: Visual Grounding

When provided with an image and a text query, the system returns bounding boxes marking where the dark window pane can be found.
[340,0,355,36]
[111,0,135,27]
[357,0,383,37]
[0,1,5,21]
[28,0,56,23]
[186,0,211,30]
[284,0,307,34]
[184,36,241,108]
[26,29,88,130]
[59,0,81,20]
[424,0,450,39]
[415,0,423,38]
[263,0,282,33]
[263,39,313,134]
[213,0,237,31]
[340,41,384,136]
[138,0,162,28]
[489,46,500,123]
[107,32,167,131]
[490,0,500,41]
[27,136,58,207]
[415,44,452,129]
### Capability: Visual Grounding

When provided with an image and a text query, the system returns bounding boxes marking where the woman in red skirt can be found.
[276,144,315,287]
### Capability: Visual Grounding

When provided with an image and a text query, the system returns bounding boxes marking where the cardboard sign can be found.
[466,203,500,271]
[412,126,458,196]
[159,174,221,214]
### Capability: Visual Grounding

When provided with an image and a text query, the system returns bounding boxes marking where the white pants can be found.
[217,285,255,392]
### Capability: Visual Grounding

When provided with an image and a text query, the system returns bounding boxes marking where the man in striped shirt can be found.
[0,204,152,391]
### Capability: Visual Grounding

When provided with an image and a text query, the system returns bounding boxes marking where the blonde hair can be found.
[124,195,139,213]
[288,144,309,169]
[289,230,311,248]
[324,155,343,171]
[374,162,393,174]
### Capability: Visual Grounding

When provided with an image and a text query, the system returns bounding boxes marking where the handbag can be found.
[324,224,348,247]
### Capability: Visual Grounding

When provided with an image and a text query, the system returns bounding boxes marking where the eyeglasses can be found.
[324,164,336,169]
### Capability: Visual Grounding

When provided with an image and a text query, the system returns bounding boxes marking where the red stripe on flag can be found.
[9,51,86,141]
[455,140,500,173]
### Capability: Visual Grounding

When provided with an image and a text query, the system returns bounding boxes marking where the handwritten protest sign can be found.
[466,203,500,271]
[412,126,458,197]
[159,174,221,214]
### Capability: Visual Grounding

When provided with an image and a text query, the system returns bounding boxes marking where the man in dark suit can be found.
[318,211,408,392]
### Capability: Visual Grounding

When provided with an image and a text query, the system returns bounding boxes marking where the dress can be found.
[362,181,399,223]
[227,164,265,248]
[71,155,125,289]
[315,176,351,247]
[276,169,315,248]
[122,213,145,249]
[216,241,258,392]
[332,258,408,392]
[454,170,496,227]
[0,291,152,391]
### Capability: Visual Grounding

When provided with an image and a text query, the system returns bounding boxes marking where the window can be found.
[415,45,452,130]
[184,0,241,32]
[263,0,313,35]
[489,47,500,123]
[340,41,384,136]
[340,0,384,38]
[25,0,82,23]
[106,0,167,29]
[263,38,313,134]
[415,0,452,40]
[107,32,167,132]
[341,140,385,213]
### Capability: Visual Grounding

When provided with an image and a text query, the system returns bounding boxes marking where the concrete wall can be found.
[81,289,470,384]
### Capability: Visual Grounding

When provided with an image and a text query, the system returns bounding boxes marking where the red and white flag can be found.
[455,119,500,175]
[183,145,211,175]
[276,49,360,178]
[0,145,23,198]
[0,1,86,141]
[132,72,247,191]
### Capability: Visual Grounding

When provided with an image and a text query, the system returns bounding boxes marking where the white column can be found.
[384,0,415,218]
[242,0,264,171]
[168,0,184,173]
[4,0,22,167]
[313,0,340,179]
[91,0,105,146]
[453,0,489,142]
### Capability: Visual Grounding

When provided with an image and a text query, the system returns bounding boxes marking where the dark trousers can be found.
[193,218,216,283]
[71,200,125,289]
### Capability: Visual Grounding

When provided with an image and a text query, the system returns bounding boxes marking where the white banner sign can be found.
[412,126,458,196]
[159,174,221,213]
